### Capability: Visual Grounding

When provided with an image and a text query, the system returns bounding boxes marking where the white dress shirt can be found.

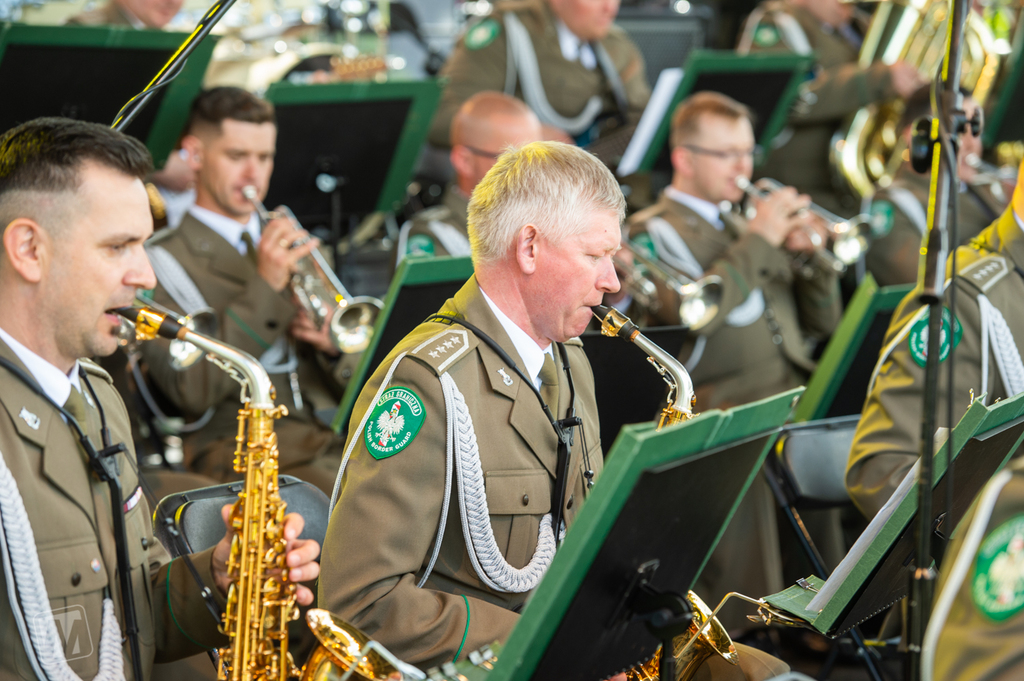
[188,205,262,255]
[556,20,597,70]
[480,287,554,391]
[0,326,82,409]
[664,186,725,230]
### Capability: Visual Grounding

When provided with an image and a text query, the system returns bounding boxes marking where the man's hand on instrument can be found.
[747,185,811,248]
[290,306,340,357]
[257,215,319,292]
[212,505,322,605]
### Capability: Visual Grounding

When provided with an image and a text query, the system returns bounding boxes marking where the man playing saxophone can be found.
[320,141,787,679]
[0,117,321,680]
[139,87,357,496]
[626,92,843,630]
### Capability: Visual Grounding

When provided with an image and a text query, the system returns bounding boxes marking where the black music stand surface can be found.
[794,274,913,422]
[581,325,687,449]
[263,79,442,228]
[0,23,215,166]
[617,50,814,177]
[763,392,1024,637]
[331,255,474,434]
[486,387,803,681]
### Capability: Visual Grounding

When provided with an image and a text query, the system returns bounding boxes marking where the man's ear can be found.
[180,135,204,172]
[450,144,473,181]
[670,145,693,179]
[3,218,48,284]
[515,223,540,274]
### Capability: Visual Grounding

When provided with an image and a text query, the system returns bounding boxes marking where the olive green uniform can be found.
[627,192,842,628]
[427,0,650,148]
[140,213,356,495]
[319,278,786,679]
[65,1,136,26]
[739,0,896,214]
[847,207,1024,519]
[929,457,1024,681]
[866,166,1007,286]
[393,185,470,269]
[0,342,226,680]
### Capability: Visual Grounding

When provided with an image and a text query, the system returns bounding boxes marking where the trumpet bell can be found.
[679,276,722,331]
[168,309,217,370]
[329,296,383,354]
[300,609,401,681]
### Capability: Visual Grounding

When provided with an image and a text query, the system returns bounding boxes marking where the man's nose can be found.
[131,248,158,291]
[599,257,620,293]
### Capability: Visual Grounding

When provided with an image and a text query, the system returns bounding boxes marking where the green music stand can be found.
[794,274,914,422]
[0,23,215,166]
[982,22,1024,147]
[481,388,803,681]
[263,79,443,226]
[762,392,1024,638]
[617,50,815,177]
[331,255,474,434]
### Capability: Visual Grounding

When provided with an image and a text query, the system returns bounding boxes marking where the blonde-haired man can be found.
[320,141,787,680]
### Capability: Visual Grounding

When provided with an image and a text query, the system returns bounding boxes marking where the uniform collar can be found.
[0,326,81,408]
[664,186,725,230]
[479,286,553,390]
[188,204,261,255]
[555,18,597,69]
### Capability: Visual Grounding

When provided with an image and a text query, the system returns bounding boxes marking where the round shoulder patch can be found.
[753,24,780,47]
[972,514,1024,621]
[869,200,895,239]
[907,307,963,368]
[407,233,436,258]
[364,387,426,460]
[465,18,501,50]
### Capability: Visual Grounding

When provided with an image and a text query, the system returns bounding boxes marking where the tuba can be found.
[831,0,1003,200]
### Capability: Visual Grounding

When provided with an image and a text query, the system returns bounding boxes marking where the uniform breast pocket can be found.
[484,469,551,570]
[125,501,157,646]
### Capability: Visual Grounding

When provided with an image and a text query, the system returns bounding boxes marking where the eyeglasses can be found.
[681,144,763,163]
[463,144,502,160]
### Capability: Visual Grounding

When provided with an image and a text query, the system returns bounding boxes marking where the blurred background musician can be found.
[64,0,182,28]
[847,157,1024,520]
[737,0,926,215]
[626,91,842,630]
[139,86,355,495]
[427,0,650,149]
[395,91,543,267]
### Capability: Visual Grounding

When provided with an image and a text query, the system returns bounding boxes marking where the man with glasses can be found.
[627,92,843,628]
[396,92,543,267]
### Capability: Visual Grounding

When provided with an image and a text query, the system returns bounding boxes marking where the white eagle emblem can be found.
[375,401,405,447]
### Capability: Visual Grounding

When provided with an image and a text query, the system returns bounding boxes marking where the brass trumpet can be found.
[734,176,871,274]
[617,240,722,331]
[243,186,383,354]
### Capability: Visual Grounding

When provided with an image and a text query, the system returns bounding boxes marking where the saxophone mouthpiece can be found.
[114,306,184,341]
[591,304,611,320]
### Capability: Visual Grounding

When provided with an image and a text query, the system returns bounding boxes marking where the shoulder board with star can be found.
[958,252,1009,294]
[80,358,114,385]
[408,327,478,375]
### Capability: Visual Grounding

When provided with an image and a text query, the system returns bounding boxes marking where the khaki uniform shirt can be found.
[427,0,650,147]
[628,192,842,410]
[866,166,1007,286]
[931,457,1024,681]
[318,277,603,668]
[741,0,895,214]
[847,207,1024,519]
[0,342,225,680]
[140,213,355,485]
[393,185,470,270]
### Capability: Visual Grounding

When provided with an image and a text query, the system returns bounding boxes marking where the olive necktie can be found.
[241,231,258,264]
[63,386,89,427]
[539,352,560,413]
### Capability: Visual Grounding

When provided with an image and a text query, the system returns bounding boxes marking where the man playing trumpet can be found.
[626,91,843,628]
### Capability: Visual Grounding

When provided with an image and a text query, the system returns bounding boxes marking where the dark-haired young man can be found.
[139,87,355,495]
[0,117,320,680]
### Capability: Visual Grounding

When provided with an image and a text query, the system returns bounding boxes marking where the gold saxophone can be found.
[118,306,403,681]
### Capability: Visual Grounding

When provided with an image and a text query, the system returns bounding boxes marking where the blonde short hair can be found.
[468,141,625,266]
[670,92,754,148]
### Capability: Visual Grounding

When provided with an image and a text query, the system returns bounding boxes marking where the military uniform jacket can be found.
[866,165,1007,286]
[628,192,842,409]
[847,207,1024,519]
[740,0,895,213]
[427,0,650,147]
[394,185,471,270]
[319,277,602,668]
[0,341,225,680]
[140,213,353,478]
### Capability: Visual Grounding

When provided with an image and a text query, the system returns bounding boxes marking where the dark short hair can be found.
[670,92,755,148]
[185,86,276,136]
[0,117,152,200]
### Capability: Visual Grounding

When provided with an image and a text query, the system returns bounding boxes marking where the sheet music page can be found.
[616,67,684,177]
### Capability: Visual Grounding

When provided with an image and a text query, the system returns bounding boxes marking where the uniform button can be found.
[141,537,149,550]
[90,558,102,573]
[341,368,352,379]
[764,308,775,319]
[521,494,529,506]
[567,495,574,510]
[71,573,81,586]
[773,334,783,345]
[267,320,279,330]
